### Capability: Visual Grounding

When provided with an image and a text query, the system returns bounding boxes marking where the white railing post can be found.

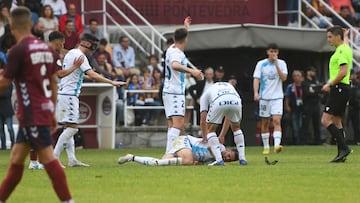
[103,0,108,39]
[274,0,279,26]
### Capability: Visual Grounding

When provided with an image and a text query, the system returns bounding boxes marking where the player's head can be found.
[80,33,99,54]
[222,149,239,162]
[174,28,188,44]
[326,25,344,46]
[10,6,32,38]
[266,43,279,60]
[48,31,65,52]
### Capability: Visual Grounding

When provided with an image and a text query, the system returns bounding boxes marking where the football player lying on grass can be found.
[117,135,238,166]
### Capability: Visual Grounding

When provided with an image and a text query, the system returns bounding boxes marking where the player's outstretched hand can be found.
[184,16,192,30]
[73,56,85,68]
[112,81,127,87]
[192,69,204,80]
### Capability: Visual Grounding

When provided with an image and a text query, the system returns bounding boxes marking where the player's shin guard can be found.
[273,131,282,147]
[54,127,79,158]
[165,128,180,154]
[207,132,223,162]
[0,164,24,201]
[233,130,246,160]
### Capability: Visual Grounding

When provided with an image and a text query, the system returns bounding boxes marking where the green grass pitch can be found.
[0,146,359,203]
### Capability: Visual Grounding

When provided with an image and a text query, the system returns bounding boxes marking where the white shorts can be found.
[206,94,242,124]
[56,94,79,124]
[168,136,191,154]
[162,93,185,118]
[259,99,283,118]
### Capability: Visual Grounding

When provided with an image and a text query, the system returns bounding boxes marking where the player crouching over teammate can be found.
[200,82,247,166]
[118,135,238,166]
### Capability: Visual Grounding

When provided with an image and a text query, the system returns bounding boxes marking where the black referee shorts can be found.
[324,83,350,116]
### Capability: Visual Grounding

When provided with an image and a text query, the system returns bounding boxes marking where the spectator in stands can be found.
[285,70,305,145]
[43,0,66,19]
[93,38,113,66]
[147,54,164,75]
[24,0,42,24]
[214,66,225,82]
[140,67,161,125]
[305,0,332,28]
[352,0,360,19]
[31,20,45,40]
[329,0,357,19]
[59,3,83,34]
[127,74,145,126]
[161,37,174,69]
[286,0,299,27]
[184,72,196,127]
[332,5,356,28]
[113,35,139,78]
[38,5,58,42]
[189,67,215,125]
[83,18,104,40]
[0,4,10,38]
[96,52,124,81]
[62,20,80,51]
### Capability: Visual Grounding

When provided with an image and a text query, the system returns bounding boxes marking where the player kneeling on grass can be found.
[118,135,238,166]
[200,82,247,166]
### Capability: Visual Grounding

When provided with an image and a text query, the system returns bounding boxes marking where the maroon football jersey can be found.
[4,36,57,127]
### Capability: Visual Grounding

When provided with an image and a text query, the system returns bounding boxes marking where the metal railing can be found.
[123,89,197,127]
[274,0,360,68]
[80,0,166,59]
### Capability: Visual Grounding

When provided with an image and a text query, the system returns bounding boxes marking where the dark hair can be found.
[231,149,239,161]
[99,38,108,46]
[81,33,99,51]
[10,6,31,29]
[327,25,344,40]
[49,31,64,42]
[89,18,98,24]
[174,28,188,42]
[65,19,73,25]
[340,5,350,11]
[119,35,128,43]
[267,43,279,50]
[166,37,174,45]
[41,5,54,19]
[149,54,158,62]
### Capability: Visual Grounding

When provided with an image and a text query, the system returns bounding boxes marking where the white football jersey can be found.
[58,49,91,97]
[187,135,225,163]
[200,82,240,112]
[163,45,188,95]
[253,58,288,100]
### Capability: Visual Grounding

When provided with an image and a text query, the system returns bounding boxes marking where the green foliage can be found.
[0,146,359,203]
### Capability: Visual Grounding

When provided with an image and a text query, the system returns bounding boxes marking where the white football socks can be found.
[273,131,282,147]
[261,132,270,149]
[133,156,183,166]
[66,138,76,161]
[233,130,246,160]
[54,127,78,159]
[207,132,223,162]
[165,128,180,154]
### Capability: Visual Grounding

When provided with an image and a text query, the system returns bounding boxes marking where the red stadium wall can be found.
[65,0,286,25]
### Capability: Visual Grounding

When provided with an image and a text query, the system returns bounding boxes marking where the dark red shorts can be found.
[16,126,53,149]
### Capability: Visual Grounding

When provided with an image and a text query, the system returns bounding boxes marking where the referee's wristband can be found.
[327,81,332,86]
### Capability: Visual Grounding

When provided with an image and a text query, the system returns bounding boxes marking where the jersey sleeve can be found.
[253,61,261,79]
[4,43,25,79]
[338,47,349,65]
[200,89,210,112]
[80,55,92,72]
[169,49,183,66]
[279,60,288,75]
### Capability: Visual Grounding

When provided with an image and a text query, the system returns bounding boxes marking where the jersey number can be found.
[41,64,52,98]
